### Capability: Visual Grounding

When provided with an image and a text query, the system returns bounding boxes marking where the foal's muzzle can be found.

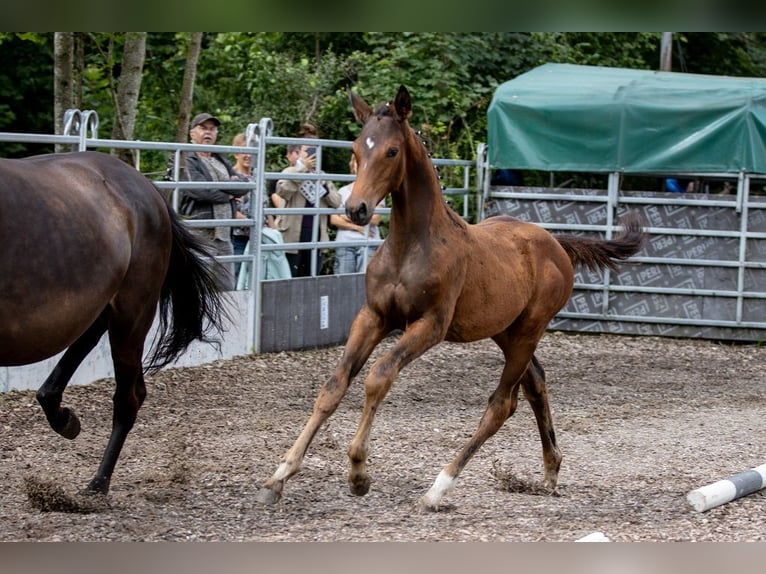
[346,202,370,226]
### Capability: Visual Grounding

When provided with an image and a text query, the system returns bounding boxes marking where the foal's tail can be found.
[556,211,646,271]
[144,204,227,374]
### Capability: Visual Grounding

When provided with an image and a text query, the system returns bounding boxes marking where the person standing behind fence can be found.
[177,112,247,291]
[230,132,255,276]
[330,155,383,274]
[267,143,297,224]
[275,128,341,277]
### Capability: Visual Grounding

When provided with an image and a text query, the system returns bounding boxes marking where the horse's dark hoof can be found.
[85,476,110,495]
[255,487,281,505]
[348,475,371,496]
[55,408,81,440]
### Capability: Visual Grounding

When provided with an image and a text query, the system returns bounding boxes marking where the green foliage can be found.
[4,31,766,189]
[348,33,539,158]
[537,32,660,70]
[133,33,192,174]
[676,32,766,77]
[0,33,53,157]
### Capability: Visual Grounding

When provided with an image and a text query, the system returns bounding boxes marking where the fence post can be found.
[247,117,273,354]
[735,172,750,324]
[476,142,489,222]
[62,109,99,152]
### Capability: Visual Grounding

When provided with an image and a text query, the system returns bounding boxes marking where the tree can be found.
[53,32,74,153]
[111,32,146,164]
[171,32,203,144]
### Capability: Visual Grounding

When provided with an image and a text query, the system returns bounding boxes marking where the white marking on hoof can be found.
[420,470,457,510]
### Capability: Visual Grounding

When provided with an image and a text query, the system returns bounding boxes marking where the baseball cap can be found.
[190,112,221,129]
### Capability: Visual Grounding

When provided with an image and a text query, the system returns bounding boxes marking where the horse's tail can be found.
[555,211,646,272]
[144,204,227,374]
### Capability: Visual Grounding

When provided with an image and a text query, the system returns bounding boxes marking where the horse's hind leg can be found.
[521,354,562,491]
[86,327,148,494]
[37,313,108,440]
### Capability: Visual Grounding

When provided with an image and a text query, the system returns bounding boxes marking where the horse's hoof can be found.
[85,476,110,495]
[417,497,440,513]
[348,475,371,496]
[417,497,455,513]
[542,474,559,493]
[56,408,81,440]
[255,487,281,505]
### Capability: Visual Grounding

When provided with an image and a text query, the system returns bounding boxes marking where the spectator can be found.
[176,112,247,291]
[267,144,298,220]
[230,132,255,276]
[330,154,383,274]
[275,130,341,277]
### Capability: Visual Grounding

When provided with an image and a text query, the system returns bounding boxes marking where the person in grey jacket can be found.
[176,112,248,291]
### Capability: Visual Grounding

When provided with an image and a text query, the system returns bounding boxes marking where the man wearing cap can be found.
[177,112,247,291]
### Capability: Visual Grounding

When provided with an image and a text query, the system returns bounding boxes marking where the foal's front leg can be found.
[347,317,445,497]
[256,306,387,505]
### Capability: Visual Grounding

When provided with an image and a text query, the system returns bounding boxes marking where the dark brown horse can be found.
[0,151,225,495]
[256,86,645,510]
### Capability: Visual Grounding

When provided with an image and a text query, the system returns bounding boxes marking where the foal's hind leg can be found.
[419,332,539,511]
[37,313,108,440]
[521,354,562,491]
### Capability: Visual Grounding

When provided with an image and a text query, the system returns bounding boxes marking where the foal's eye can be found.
[386,147,398,158]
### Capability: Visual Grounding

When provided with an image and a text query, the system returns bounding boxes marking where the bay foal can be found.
[257,86,644,510]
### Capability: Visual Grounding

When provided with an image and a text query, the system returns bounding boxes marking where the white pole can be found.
[687,463,766,512]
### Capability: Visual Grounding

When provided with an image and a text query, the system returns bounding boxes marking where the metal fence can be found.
[476,144,766,342]
[3,109,765,392]
[0,109,477,355]
[3,109,764,351]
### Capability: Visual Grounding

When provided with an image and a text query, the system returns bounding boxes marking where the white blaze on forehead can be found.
[366,136,375,150]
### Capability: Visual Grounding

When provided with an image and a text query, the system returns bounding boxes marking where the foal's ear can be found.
[348,88,372,124]
[394,85,412,121]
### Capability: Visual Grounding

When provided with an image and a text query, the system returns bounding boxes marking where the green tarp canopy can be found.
[487,63,766,175]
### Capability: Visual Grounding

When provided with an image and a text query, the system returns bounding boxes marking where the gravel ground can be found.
[0,331,764,541]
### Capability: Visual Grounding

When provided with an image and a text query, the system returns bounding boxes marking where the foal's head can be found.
[346,85,418,226]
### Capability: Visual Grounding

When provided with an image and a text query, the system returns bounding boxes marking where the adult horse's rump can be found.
[256,86,646,510]
[0,151,225,495]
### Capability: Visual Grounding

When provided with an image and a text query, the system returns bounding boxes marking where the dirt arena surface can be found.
[1,331,764,542]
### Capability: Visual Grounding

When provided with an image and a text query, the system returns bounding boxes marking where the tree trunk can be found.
[53,32,74,153]
[74,33,85,110]
[660,32,673,71]
[174,32,203,143]
[111,32,147,165]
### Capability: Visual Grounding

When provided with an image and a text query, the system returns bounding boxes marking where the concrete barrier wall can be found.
[259,273,366,353]
[1,291,251,393]
[1,275,368,393]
